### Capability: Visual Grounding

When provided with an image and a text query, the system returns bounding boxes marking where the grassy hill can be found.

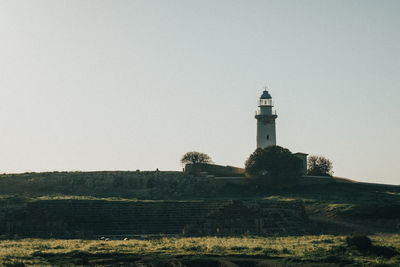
[0,170,399,234]
[0,171,399,266]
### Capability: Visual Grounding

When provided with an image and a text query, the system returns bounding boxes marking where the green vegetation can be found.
[0,171,217,199]
[0,170,399,265]
[0,235,399,266]
[244,146,302,183]
[180,151,213,165]
[307,155,334,176]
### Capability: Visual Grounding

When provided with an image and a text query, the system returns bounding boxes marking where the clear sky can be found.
[0,0,399,184]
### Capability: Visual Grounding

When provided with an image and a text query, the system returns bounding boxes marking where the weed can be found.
[183,245,206,252]
[280,248,291,254]
[262,248,279,256]
[4,261,26,267]
[209,245,225,254]
[230,246,248,251]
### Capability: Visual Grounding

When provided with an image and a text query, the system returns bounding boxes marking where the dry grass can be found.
[0,234,399,266]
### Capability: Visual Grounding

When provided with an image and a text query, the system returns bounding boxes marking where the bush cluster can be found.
[245,146,303,184]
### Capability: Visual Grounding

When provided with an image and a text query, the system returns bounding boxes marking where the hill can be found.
[0,171,400,266]
[0,170,399,236]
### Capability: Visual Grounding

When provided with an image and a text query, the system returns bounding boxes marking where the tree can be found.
[180,151,213,165]
[244,146,302,182]
[307,155,333,176]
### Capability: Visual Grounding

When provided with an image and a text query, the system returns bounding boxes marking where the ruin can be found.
[0,199,307,238]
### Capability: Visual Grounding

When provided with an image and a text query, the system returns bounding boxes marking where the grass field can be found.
[1,235,399,266]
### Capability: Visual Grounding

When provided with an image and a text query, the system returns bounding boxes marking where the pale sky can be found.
[0,0,399,185]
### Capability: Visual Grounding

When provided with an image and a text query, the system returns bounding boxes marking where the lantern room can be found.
[258,90,273,107]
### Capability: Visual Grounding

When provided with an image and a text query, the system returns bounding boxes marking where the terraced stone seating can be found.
[198,200,308,235]
[1,200,307,238]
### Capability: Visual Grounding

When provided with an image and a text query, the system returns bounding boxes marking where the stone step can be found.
[3,200,308,237]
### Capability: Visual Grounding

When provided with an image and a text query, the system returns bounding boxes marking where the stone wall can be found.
[185,163,245,177]
[0,199,307,238]
[293,153,308,175]
[191,200,307,235]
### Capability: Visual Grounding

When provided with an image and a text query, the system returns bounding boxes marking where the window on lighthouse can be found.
[260,99,273,106]
[267,135,270,140]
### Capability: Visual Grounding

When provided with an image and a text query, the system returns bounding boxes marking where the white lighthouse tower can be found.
[255,88,277,148]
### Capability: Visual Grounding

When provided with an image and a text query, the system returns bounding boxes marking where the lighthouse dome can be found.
[260,90,272,99]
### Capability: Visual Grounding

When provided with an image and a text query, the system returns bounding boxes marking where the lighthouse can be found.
[255,89,277,148]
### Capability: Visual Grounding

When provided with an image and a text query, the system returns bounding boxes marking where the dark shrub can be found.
[346,234,372,251]
[370,245,398,258]
[346,234,399,258]
[230,246,248,251]
[4,262,25,267]
[245,146,302,185]
[307,155,333,176]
